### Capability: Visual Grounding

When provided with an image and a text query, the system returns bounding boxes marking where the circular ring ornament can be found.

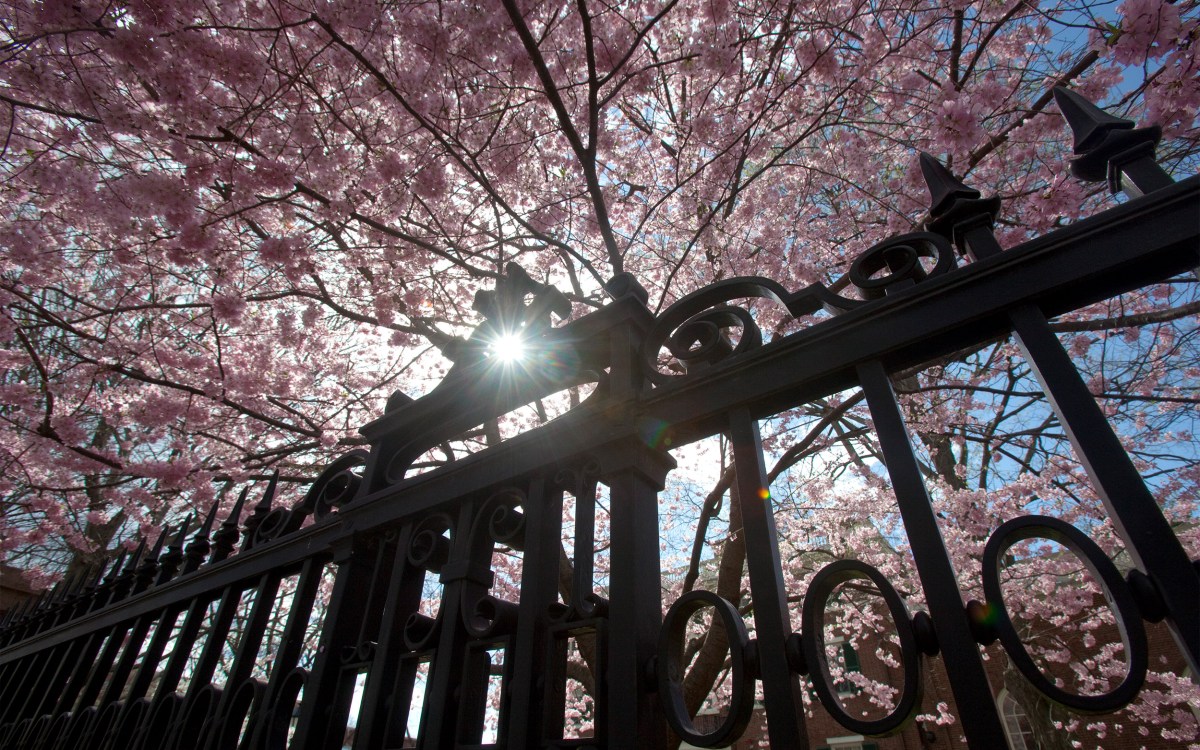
[982,515,1147,713]
[264,669,307,749]
[137,694,183,750]
[304,450,369,519]
[656,590,755,748]
[800,560,922,737]
[849,232,955,300]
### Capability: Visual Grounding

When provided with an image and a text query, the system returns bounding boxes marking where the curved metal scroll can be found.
[463,488,526,638]
[641,233,957,383]
[849,232,955,300]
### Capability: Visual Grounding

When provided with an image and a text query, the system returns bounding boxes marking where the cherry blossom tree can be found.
[1,0,1198,745]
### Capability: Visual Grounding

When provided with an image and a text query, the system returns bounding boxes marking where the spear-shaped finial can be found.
[124,536,149,573]
[241,470,279,551]
[133,526,171,592]
[108,537,148,602]
[1052,86,1171,197]
[184,501,221,573]
[918,153,1003,260]
[158,514,193,583]
[1053,86,1135,153]
[920,152,981,216]
[101,548,129,586]
[210,486,250,563]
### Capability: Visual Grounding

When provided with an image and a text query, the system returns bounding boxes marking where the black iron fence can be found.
[1,88,1197,750]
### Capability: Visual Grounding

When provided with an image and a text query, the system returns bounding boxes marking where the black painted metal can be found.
[1,90,1198,750]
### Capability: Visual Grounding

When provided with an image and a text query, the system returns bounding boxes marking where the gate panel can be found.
[1,90,1197,750]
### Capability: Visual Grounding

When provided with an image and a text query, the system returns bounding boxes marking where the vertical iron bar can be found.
[199,571,284,750]
[402,502,482,750]
[73,624,132,712]
[4,648,52,723]
[1008,303,1200,672]
[504,473,562,749]
[603,448,671,749]
[857,360,1009,749]
[728,408,809,750]
[247,554,328,750]
[150,592,223,703]
[53,631,109,717]
[125,606,186,704]
[98,612,160,707]
[290,535,392,750]
[345,526,422,750]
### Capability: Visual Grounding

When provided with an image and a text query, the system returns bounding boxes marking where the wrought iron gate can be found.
[1,88,1197,750]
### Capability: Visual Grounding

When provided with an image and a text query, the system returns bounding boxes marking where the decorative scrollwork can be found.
[641,277,831,384]
[460,488,527,637]
[642,233,956,383]
[800,560,923,737]
[656,590,757,748]
[848,232,956,300]
[982,515,1148,713]
[303,450,369,519]
[403,514,453,650]
[467,594,521,638]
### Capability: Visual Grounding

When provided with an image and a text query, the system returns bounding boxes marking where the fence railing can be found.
[1,87,1197,750]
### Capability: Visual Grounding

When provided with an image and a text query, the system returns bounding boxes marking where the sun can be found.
[490,331,527,363]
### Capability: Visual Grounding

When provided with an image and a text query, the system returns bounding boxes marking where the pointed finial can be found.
[1052,86,1134,154]
[101,549,129,585]
[198,499,222,537]
[919,153,981,216]
[210,486,250,562]
[158,515,193,583]
[170,515,193,550]
[150,526,171,558]
[134,526,171,591]
[241,471,280,550]
[917,153,1003,260]
[185,503,221,573]
[1052,86,1169,195]
[124,537,149,573]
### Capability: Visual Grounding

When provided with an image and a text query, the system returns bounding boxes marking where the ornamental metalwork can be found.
[1,88,1197,750]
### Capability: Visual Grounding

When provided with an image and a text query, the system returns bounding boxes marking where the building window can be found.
[998,689,1038,750]
[833,640,862,696]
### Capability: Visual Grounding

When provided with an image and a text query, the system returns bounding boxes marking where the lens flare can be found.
[491,332,527,363]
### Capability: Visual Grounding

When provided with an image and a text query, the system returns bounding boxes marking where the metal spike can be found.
[157,514,194,584]
[75,564,97,592]
[198,499,222,538]
[150,526,171,558]
[919,152,981,217]
[1052,86,1134,154]
[260,469,279,511]
[101,549,129,584]
[123,537,149,573]
[241,471,280,550]
[210,486,250,562]
[171,514,194,550]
